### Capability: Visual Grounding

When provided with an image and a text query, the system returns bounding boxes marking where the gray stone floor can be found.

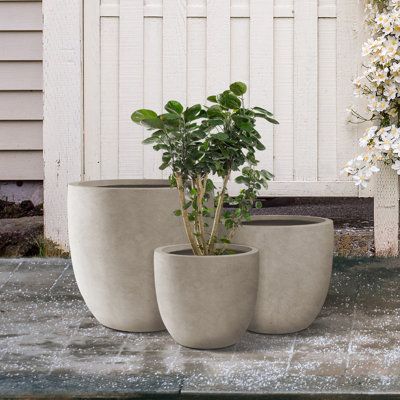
[0,258,400,399]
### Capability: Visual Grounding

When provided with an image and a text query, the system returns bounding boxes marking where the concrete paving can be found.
[0,258,400,399]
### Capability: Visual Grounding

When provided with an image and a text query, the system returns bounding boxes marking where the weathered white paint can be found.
[374,164,399,257]
[118,0,144,178]
[0,0,43,180]
[43,0,398,254]
[83,0,101,181]
[250,0,274,173]
[43,0,83,249]
[83,0,365,197]
[294,0,318,181]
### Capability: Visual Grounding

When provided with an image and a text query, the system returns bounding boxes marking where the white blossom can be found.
[343,0,400,188]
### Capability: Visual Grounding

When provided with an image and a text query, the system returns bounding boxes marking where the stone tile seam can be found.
[284,334,298,373]
[49,264,71,292]
[342,276,363,379]
[0,261,23,291]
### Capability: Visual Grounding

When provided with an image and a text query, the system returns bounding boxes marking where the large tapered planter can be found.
[235,216,334,334]
[154,244,259,349]
[68,180,186,332]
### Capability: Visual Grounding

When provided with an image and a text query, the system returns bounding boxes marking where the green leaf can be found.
[230,82,247,96]
[213,132,229,141]
[206,118,225,128]
[236,121,254,133]
[131,109,158,123]
[224,219,235,229]
[264,116,279,125]
[207,105,224,119]
[207,95,218,103]
[191,130,207,140]
[217,92,242,109]
[183,201,192,210]
[165,100,184,114]
[142,136,159,145]
[255,140,266,151]
[160,113,181,129]
[261,169,274,180]
[173,209,182,216]
[160,113,180,121]
[141,118,164,130]
[255,201,263,209]
[184,104,202,121]
[153,143,169,151]
[235,176,247,184]
[162,153,172,163]
[255,112,279,125]
[253,107,274,117]
[206,179,215,193]
[188,213,196,222]
[159,162,169,170]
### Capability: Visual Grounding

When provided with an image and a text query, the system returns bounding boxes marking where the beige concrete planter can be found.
[154,244,259,349]
[235,216,334,334]
[68,180,186,332]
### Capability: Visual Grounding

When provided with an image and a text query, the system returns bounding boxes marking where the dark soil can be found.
[0,199,43,219]
[0,200,44,257]
[0,216,44,257]
[254,197,374,229]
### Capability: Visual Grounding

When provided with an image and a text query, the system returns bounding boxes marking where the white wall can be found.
[43,0,399,255]
[0,0,43,180]
[43,0,83,249]
[83,0,365,197]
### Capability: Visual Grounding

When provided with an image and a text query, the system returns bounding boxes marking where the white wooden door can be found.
[84,0,365,197]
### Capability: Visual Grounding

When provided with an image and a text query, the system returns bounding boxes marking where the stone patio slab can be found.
[0,258,400,399]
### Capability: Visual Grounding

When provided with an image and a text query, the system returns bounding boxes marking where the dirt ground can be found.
[255,197,374,229]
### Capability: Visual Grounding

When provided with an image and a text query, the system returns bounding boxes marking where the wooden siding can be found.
[0,0,43,180]
[83,0,365,197]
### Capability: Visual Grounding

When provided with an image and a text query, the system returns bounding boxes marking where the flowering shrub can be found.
[343,0,400,187]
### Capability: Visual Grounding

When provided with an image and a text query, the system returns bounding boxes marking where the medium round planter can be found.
[234,216,334,334]
[154,244,259,349]
[68,180,186,332]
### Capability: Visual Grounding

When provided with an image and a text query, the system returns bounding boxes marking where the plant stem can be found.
[191,177,205,254]
[208,172,230,253]
[196,175,208,254]
[175,173,202,255]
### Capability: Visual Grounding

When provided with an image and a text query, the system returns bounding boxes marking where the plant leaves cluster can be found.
[131,82,278,255]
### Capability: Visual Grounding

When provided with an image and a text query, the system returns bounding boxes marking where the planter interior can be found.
[242,218,323,226]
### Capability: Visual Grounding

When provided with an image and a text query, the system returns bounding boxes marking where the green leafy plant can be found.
[131,82,278,255]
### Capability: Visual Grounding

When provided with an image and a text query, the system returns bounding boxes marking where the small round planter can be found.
[154,244,259,349]
[234,216,334,334]
[68,180,186,332]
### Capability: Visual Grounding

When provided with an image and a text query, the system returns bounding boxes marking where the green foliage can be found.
[131,82,278,255]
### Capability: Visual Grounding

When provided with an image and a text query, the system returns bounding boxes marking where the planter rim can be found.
[243,215,332,228]
[155,244,258,259]
[69,179,170,189]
